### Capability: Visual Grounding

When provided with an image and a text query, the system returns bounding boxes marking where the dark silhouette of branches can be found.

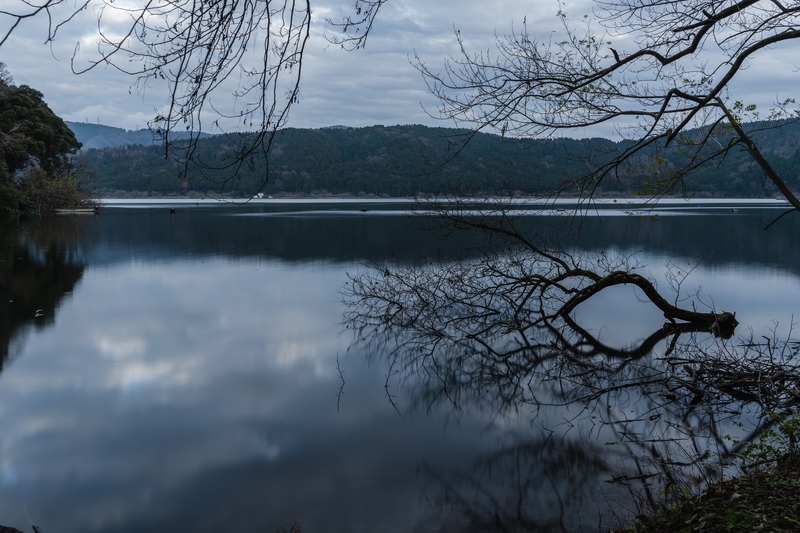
[8,0,799,207]
[345,200,737,359]
[0,0,90,48]
[71,0,314,189]
[341,202,799,512]
[0,0,383,192]
[413,1,800,212]
[343,248,800,510]
[325,0,387,50]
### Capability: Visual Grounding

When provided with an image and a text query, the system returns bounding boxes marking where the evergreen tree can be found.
[0,64,88,217]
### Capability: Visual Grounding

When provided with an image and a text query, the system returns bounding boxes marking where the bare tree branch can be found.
[414,0,800,211]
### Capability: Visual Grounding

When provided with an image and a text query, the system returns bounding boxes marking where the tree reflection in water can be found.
[342,204,800,531]
[0,216,88,371]
[420,435,613,533]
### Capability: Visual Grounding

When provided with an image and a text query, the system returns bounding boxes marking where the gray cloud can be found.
[0,1,589,131]
[2,0,799,137]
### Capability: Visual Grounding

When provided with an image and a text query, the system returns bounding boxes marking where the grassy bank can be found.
[623,455,799,532]
[623,412,800,533]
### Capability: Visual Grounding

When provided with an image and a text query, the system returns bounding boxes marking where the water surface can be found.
[0,199,798,532]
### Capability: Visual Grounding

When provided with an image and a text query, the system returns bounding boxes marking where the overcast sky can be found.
[2,0,798,137]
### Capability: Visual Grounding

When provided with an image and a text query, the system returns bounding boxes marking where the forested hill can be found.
[75,122,800,198]
[66,121,213,150]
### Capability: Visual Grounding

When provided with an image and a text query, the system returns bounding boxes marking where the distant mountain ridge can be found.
[66,121,213,149]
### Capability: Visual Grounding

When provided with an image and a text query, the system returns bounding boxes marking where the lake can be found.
[0,198,798,533]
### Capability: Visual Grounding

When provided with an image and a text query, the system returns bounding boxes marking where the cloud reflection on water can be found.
[1,205,799,533]
[0,257,501,533]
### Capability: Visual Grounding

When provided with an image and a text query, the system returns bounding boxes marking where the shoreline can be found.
[622,455,799,533]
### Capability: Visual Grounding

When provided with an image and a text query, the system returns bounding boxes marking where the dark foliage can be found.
[0,71,91,216]
[79,121,800,199]
[0,85,81,174]
[626,455,800,532]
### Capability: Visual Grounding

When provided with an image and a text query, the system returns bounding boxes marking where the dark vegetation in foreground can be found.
[76,120,800,199]
[624,442,800,533]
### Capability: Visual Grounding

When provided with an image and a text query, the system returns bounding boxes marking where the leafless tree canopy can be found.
[414,0,800,211]
[0,0,387,188]
[90,0,313,182]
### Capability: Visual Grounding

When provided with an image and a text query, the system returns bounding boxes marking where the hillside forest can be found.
[73,121,800,199]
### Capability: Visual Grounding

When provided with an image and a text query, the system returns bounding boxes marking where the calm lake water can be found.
[0,199,798,533]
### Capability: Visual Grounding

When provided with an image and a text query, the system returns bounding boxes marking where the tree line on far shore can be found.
[80,121,800,199]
